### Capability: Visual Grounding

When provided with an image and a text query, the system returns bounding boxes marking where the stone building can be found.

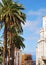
[14,47,22,65]
[36,16,46,65]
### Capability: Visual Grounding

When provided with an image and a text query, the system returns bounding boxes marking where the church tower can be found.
[43,16,46,38]
[36,16,46,65]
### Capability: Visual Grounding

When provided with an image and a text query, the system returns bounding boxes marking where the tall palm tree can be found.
[7,25,25,65]
[8,32,25,65]
[0,0,26,65]
[13,34,25,65]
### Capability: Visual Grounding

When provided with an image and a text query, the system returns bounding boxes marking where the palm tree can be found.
[13,34,25,65]
[7,25,25,65]
[7,32,25,65]
[0,0,26,65]
[12,34,25,49]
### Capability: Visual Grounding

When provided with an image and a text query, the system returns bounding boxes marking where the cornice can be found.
[37,39,45,43]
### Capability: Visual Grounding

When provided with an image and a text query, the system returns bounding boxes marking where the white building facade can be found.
[36,16,46,65]
[14,47,22,65]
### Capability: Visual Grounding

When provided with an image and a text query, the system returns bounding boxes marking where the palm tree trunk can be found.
[10,43,14,65]
[3,23,7,65]
[9,32,14,65]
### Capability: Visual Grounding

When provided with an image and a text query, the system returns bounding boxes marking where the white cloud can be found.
[28,9,46,16]
[23,9,46,38]
[23,19,41,34]
[22,8,46,55]
[28,10,41,15]
[22,9,46,42]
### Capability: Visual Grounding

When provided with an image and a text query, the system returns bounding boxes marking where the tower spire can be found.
[43,16,46,29]
[43,16,46,38]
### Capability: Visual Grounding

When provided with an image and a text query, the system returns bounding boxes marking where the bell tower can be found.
[36,16,46,65]
[43,16,46,38]
[43,16,46,28]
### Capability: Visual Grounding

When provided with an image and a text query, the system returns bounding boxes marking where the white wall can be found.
[36,16,46,65]
[14,48,22,65]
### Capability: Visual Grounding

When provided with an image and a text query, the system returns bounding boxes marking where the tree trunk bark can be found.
[9,32,14,65]
[3,23,7,65]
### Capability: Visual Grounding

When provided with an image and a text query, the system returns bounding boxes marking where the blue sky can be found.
[16,0,46,60]
[0,0,46,60]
